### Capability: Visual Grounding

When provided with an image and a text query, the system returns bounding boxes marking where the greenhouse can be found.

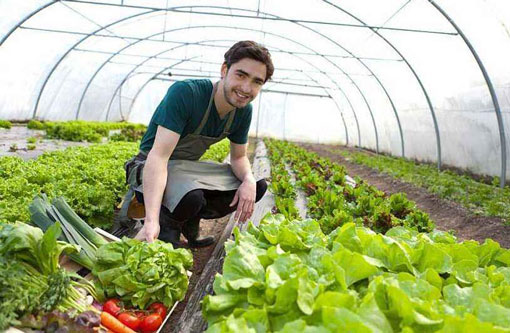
[1,0,510,332]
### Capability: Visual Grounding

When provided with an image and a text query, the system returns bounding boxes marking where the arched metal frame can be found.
[32,8,156,119]
[78,26,363,120]
[114,51,352,144]
[0,0,58,46]
[1,1,442,157]
[99,29,361,144]
[322,0,505,184]
[322,0,441,168]
[1,0,504,184]
[171,6,387,153]
[427,0,506,187]
[71,15,377,149]
[107,39,352,145]
[28,7,363,147]
[25,4,408,154]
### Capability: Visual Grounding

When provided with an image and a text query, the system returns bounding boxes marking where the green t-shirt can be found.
[140,79,252,152]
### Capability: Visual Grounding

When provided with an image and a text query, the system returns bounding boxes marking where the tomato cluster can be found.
[103,299,166,332]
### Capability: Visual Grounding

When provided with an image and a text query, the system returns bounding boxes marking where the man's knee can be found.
[255,179,267,202]
[172,189,206,221]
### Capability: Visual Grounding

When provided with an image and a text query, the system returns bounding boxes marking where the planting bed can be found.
[302,143,510,248]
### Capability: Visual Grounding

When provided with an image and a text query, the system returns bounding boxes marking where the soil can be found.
[301,143,510,248]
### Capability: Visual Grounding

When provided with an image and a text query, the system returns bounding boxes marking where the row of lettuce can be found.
[0,139,229,228]
[203,139,510,332]
[26,120,148,143]
[265,139,435,234]
[204,215,510,332]
[0,142,139,228]
[335,148,510,222]
[1,119,148,142]
[0,120,11,129]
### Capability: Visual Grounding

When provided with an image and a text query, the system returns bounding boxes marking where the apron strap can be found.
[222,108,237,134]
[193,82,218,135]
[118,187,135,223]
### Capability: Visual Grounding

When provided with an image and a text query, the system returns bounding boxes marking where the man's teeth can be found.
[235,90,249,98]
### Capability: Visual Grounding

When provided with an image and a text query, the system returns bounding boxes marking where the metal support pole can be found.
[255,91,262,139]
[60,0,458,36]
[429,0,506,186]
[0,1,58,46]
[330,93,349,145]
[283,93,288,141]
[32,9,155,119]
[322,0,441,168]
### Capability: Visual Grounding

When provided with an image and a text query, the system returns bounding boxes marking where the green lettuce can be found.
[203,215,510,332]
[93,237,192,309]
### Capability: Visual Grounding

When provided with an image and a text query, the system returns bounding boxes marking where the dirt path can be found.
[302,143,510,248]
[0,125,90,159]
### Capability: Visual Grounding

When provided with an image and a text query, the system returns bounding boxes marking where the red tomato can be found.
[140,313,163,333]
[148,302,168,318]
[134,310,147,318]
[103,299,122,317]
[117,312,142,331]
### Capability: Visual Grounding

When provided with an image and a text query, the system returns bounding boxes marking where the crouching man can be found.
[125,40,273,247]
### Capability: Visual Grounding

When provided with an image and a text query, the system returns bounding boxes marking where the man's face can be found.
[221,58,266,108]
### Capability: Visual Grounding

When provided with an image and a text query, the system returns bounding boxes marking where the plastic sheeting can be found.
[0,0,509,182]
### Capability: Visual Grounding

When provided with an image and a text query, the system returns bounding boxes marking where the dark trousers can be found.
[136,179,267,225]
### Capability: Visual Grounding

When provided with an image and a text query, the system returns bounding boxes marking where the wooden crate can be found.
[57,227,181,333]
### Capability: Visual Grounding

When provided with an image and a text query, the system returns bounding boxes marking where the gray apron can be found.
[125,82,244,213]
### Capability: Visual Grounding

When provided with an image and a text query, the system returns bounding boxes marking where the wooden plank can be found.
[252,140,271,179]
[345,174,357,187]
[157,277,189,333]
[173,139,275,332]
[285,164,308,219]
[94,227,121,242]
[242,139,275,230]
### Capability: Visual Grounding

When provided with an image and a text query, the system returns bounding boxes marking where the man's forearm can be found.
[230,156,255,182]
[142,155,168,224]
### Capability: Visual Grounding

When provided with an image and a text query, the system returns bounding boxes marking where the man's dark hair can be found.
[224,41,274,82]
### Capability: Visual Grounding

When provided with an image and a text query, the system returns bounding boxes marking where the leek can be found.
[29,194,107,270]
[52,197,107,248]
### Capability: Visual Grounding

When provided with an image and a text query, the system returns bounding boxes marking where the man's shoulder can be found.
[173,79,212,96]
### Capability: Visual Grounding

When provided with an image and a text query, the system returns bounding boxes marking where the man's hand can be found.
[230,177,256,223]
[134,219,160,243]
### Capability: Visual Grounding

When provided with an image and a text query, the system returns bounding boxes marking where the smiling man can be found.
[125,41,274,247]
